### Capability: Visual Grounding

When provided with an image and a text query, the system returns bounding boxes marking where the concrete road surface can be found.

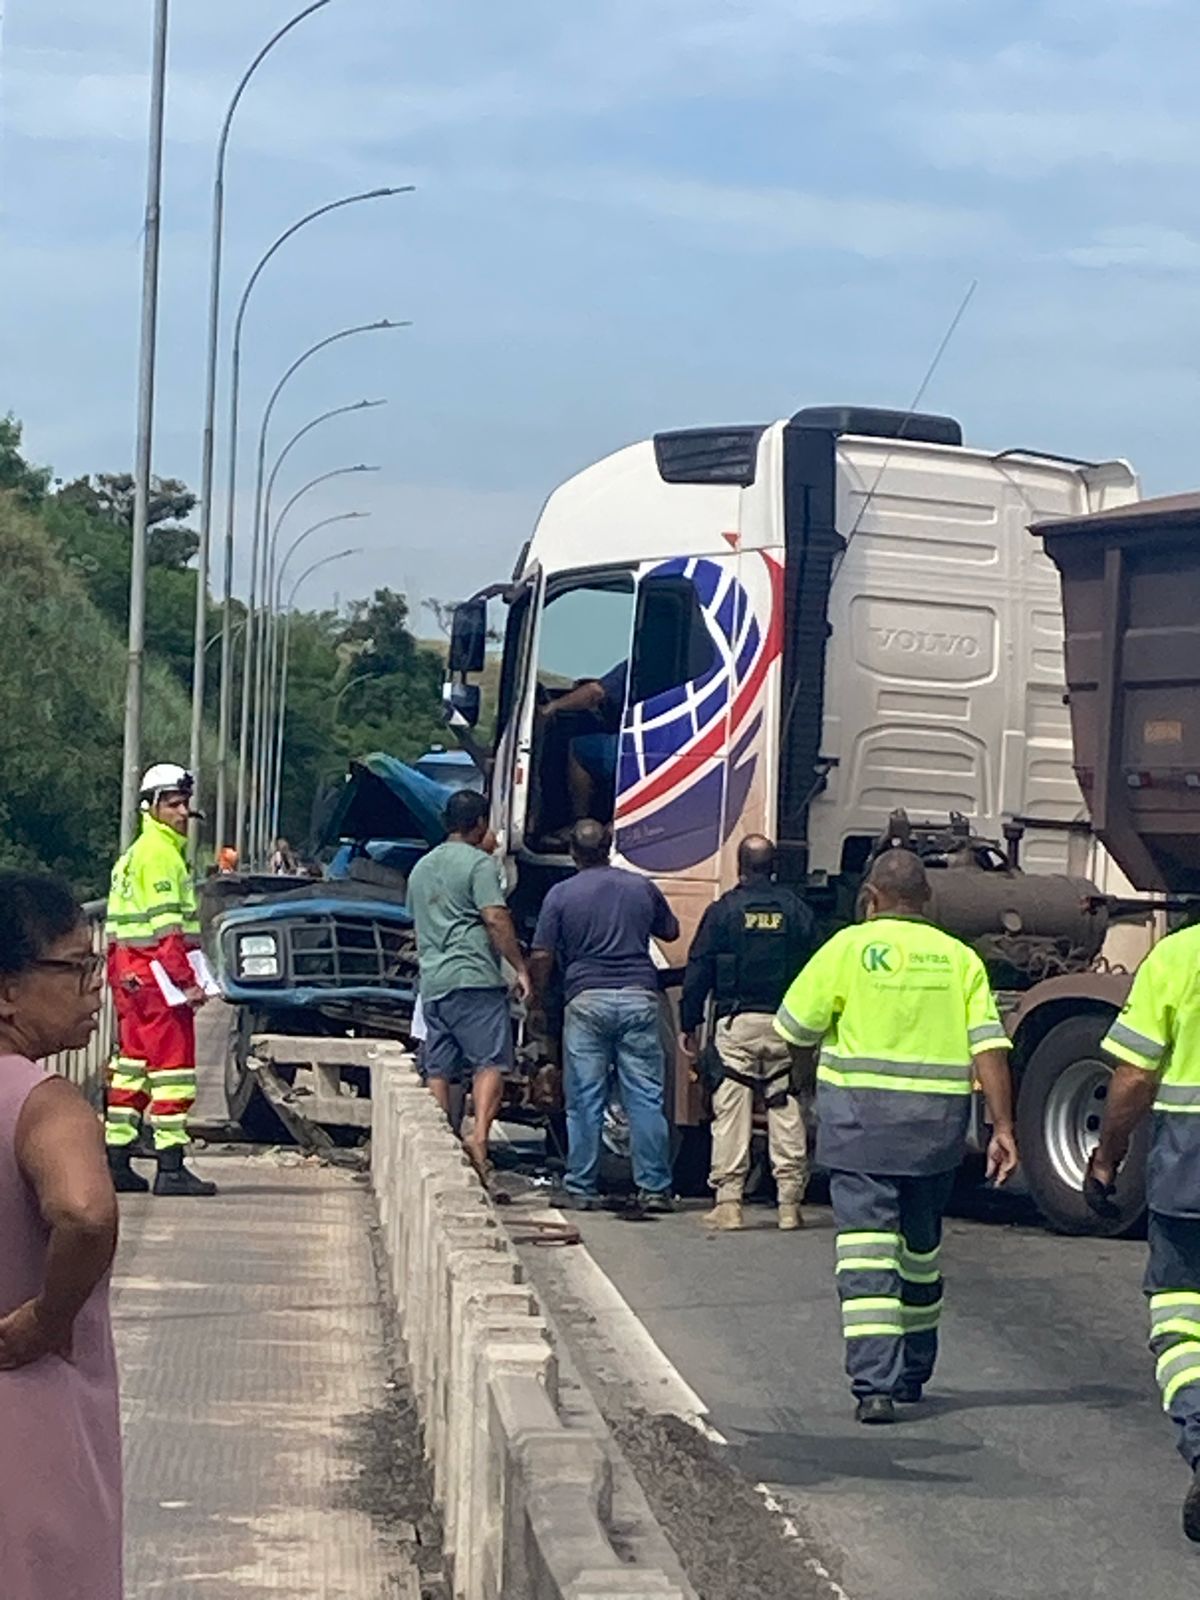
[521,1195,1195,1600]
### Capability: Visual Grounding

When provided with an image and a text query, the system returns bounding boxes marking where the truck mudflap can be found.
[247,1034,410,1154]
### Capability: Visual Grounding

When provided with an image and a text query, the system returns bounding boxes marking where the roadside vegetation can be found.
[0,415,448,890]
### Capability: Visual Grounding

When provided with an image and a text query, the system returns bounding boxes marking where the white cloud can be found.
[886,22,1200,180]
[555,170,1001,261]
[909,106,1200,180]
[0,0,918,160]
[1063,226,1200,273]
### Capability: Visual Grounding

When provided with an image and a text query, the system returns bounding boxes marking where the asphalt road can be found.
[521,1192,1195,1600]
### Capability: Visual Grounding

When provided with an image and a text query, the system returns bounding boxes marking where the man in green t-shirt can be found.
[407,791,531,1176]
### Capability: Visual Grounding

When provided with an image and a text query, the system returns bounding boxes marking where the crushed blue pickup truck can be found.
[209,751,464,1141]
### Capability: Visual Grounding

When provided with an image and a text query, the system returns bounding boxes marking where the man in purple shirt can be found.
[531,819,679,1211]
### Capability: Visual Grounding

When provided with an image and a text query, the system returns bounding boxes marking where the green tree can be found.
[0,415,50,506]
[43,471,208,693]
[0,488,217,895]
[269,590,447,842]
[0,416,450,873]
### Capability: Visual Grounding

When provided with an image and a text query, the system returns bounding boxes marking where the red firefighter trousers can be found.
[105,977,197,1152]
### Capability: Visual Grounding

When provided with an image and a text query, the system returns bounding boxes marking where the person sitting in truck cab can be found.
[540,661,628,825]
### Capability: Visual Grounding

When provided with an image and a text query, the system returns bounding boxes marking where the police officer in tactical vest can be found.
[680,835,817,1233]
[1088,923,1200,1542]
[776,848,1018,1425]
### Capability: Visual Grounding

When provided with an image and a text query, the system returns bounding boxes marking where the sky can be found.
[2,0,1199,616]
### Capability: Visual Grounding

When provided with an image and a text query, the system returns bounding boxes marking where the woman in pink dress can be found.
[0,872,122,1599]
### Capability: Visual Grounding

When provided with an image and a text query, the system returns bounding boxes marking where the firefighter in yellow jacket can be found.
[775,849,1018,1424]
[104,764,218,1197]
[1089,923,1200,1542]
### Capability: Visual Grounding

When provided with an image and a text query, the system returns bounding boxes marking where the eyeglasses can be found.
[32,953,105,993]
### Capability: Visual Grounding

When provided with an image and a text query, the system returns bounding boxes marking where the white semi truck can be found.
[445,404,1152,1233]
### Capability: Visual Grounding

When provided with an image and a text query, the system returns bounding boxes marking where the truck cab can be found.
[445,403,1155,1222]
[450,406,1136,930]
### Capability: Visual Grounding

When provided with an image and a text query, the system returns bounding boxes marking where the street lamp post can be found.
[120,0,169,845]
[330,672,374,723]
[188,0,333,859]
[261,402,385,632]
[252,399,384,835]
[256,511,369,852]
[263,400,386,545]
[269,547,363,846]
[275,512,369,607]
[254,464,379,851]
[206,617,245,655]
[244,322,404,859]
[271,464,379,551]
[214,184,412,857]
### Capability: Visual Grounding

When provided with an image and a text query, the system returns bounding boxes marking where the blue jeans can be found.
[562,989,673,1197]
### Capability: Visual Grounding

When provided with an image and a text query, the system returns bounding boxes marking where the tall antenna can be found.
[838,277,979,561]
[778,279,982,829]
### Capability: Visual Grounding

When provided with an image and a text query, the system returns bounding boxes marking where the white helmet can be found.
[139,762,195,809]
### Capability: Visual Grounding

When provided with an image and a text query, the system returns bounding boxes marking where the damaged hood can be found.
[316,752,454,849]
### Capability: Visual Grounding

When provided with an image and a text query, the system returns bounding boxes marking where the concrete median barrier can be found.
[371,1057,689,1600]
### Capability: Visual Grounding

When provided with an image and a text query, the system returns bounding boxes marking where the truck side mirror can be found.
[443,680,481,728]
[448,599,487,675]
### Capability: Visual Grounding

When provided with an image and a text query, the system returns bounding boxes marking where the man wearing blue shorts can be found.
[542,662,628,822]
[407,791,532,1176]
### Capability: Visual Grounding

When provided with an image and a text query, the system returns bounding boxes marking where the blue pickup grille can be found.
[286,915,418,990]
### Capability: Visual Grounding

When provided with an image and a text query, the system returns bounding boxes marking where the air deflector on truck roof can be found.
[789,405,963,447]
[653,407,965,488]
[653,426,766,485]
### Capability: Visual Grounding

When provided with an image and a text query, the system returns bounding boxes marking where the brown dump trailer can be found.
[1009,494,1200,1234]
[1039,493,1200,895]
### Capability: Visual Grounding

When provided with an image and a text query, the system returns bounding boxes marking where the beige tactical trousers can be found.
[708,1011,809,1203]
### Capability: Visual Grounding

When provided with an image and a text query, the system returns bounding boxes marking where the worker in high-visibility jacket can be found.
[774,848,1018,1425]
[1088,924,1200,1543]
[104,764,219,1197]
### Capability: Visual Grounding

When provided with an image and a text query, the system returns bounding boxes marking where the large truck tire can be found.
[224,1008,289,1144]
[1016,1012,1148,1238]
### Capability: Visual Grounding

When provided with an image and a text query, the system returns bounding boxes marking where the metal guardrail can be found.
[47,898,112,1103]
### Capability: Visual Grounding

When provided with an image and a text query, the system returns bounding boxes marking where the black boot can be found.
[107,1146,150,1194]
[855,1396,897,1426]
[152,1147,217,1197]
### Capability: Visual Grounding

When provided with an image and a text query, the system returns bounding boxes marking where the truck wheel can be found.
[1017,1013,1148,1237]
[224,1009,288,1144]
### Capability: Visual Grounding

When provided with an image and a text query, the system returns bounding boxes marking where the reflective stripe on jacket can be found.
[105,815,199,990]
[1103,925,1200,1219]
[775,915,1009,1176]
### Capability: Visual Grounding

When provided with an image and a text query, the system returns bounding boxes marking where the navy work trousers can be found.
[829,1169,956,1399]
[1146,1210,1200,1470]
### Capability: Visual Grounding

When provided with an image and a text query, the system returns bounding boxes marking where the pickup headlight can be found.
[237,932,280,979]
